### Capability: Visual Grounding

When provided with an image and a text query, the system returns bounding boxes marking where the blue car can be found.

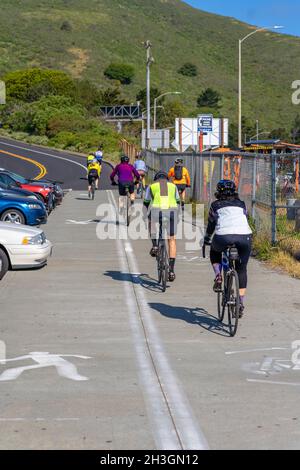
[0,193,47,226]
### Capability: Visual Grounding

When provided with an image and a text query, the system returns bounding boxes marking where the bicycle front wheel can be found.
[227,270,240,337]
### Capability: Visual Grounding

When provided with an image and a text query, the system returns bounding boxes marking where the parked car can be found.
[35,179,64,206]
[0,222,52,279]
[0,193,47,226]
[0,169,55,212]
[0,181,39,200]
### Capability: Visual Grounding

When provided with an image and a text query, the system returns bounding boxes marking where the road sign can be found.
[197,114,213,132]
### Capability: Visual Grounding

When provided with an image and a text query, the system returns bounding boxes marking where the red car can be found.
[0,169,55,211]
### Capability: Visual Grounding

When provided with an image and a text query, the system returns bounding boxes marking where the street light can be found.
[238,25,283,148]
[143,41,154,149]
[154,92,181,130]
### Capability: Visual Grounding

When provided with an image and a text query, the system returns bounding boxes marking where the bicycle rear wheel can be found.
[218,289,225,322]
[91,180,95,200]
[227,270,240,337]
[126,194,131,226]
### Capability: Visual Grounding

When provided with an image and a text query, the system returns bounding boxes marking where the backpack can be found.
[174,164,183,181]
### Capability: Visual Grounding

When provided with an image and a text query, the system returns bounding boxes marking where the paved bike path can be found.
[0,190,300,449]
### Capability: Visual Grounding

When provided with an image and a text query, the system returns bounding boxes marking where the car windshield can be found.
[7,171,28,184]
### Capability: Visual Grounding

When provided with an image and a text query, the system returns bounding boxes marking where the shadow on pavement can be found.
[149,302,230,337]
[104,271,162,292]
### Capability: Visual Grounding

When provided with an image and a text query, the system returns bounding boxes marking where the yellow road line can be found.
[0,149,47,180]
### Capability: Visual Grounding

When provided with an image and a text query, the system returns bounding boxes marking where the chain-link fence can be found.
[145,150,300,251]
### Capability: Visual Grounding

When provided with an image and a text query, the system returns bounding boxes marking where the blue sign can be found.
[198,115,213,132]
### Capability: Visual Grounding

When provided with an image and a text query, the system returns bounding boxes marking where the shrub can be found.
[104,63,135,85]
[3,68,76,102]
[61,21,72,32]
[197,88,221,109]
[178,63,198,77]
[136,87,162,108]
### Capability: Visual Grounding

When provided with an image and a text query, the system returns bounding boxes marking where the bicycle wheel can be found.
[217,289,225,322]
[91,180,95,200]
[227,270,240,337]
[126,195,131,227]
[157,244,163,285]
[160,242,168,293]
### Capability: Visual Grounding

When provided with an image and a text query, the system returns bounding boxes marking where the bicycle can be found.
[203,243,240,337]
[156,215,170,293]
[89,177,96,200]
[136,179,145,199]
[119,183,132,227]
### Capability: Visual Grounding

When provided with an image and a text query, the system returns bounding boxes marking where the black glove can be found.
[204,235,212,246]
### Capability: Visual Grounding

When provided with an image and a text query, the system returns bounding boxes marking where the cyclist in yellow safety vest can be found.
[87,159,101,192]
[143,171,180,282]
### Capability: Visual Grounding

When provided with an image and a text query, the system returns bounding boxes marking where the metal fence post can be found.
[271,152,277,245]
[252,153,257,220]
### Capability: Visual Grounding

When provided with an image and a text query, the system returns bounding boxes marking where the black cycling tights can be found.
[210,234,252,289]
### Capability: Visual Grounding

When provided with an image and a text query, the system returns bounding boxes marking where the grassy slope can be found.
[1,0,300,129]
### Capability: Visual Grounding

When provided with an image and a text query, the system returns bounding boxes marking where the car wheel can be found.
[1,209,26,225]
[0,248,9,280]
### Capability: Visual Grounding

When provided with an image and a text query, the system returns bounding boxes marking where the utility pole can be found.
[143,41,154,149]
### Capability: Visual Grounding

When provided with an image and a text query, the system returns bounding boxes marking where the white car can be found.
[0,222,52,280]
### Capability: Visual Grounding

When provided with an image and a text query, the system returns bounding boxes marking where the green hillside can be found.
[1,0,300,130]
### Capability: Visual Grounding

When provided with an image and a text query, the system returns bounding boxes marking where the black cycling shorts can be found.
[88,171,99,185]
[210,234,252,290]
[176,184,187,194]
[149,209,178,238]
[119,181,135,196]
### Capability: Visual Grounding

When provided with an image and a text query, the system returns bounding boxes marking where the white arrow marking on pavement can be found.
[0,352,91,382]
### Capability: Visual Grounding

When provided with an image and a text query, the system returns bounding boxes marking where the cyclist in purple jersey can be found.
[110,155,140,205]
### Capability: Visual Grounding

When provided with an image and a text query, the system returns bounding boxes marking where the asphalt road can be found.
[0,137,113,190]
[0,139,300,450]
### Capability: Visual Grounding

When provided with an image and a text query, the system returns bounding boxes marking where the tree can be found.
[269,128,289,141]
[178,63,198,77]
[104,63,135,85]
[136,87,161,109]
[197,88,221,109]
[99,87,126,106]
[156,101,187,129]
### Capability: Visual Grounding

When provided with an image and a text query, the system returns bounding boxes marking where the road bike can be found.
[156,215,170,293]
[119,183,133,227]
[203,243,240,337]
[88,177,96,200]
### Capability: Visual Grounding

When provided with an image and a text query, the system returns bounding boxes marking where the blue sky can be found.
[185,1,300,37]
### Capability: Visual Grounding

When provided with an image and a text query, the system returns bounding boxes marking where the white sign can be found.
[0,81,6,105]
[174,118,229,151]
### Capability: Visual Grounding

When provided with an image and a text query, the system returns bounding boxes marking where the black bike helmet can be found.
[121,155,130,163]
[216,180,236,198]
[154,171,169,181]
